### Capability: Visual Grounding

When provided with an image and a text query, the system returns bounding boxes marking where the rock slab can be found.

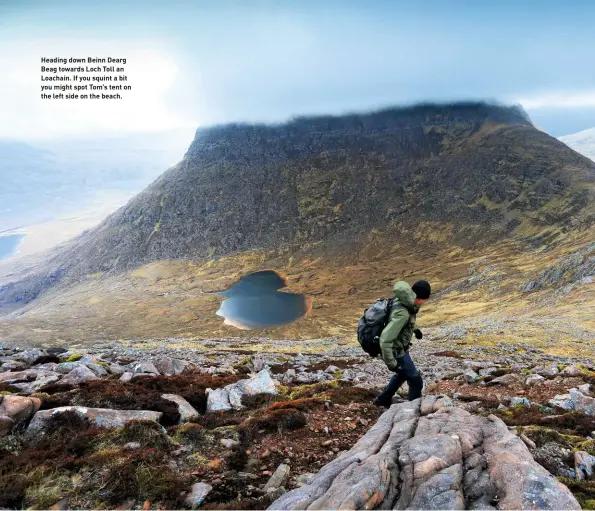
[269,395,580,510]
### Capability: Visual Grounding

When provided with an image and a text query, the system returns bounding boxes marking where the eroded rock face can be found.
[269,395,580,510]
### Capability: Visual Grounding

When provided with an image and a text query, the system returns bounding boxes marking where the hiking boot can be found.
[373,396,392,408]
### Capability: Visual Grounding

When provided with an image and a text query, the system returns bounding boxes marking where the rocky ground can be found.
[1,338,595,509]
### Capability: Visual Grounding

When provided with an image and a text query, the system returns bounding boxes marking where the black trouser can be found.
[377,352,423,403]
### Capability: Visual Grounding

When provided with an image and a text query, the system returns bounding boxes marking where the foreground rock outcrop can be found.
[269,395,581,510]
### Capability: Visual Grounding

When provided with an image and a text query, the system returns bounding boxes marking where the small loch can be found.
[216,270,312,329]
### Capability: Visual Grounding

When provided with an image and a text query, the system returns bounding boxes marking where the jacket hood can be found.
[392,281,417,311]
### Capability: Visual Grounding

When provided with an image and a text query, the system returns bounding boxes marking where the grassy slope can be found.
[1,227,593,359]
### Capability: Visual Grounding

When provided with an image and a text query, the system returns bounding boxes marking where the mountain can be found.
[0,102,594,344]
[559,127,595,162]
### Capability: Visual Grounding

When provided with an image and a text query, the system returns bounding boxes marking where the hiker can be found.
[374,280,431,407]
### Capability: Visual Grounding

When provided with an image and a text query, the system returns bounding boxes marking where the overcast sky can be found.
[1,0,595,140]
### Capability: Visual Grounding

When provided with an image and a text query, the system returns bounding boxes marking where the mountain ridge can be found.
[1,101,594,314]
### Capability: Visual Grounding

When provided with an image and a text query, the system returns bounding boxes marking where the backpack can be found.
[357,298,393,357]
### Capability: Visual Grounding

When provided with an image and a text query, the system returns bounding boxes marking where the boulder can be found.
[154,357,193,376]
[525,374,546,386]
[206,387,232,412]
[575,450,595,481]
[569,388,595,416]
[487,373,519,385]
[206,370,277,412]
[185,482,212,509]
[263,463,291,492]
[478,367,498,377]
[0,395,42,422]
[132,362,160,375]
[0,369,38,383]
[13,348,47,365]
[509,397,531,407]
[463,369,479,383]
[533,363,559,377]
[87,363,108,377]
[55,361,85,374]
[26,406,162,437]
[560,364,582,376]
[1,360,28,371]
[108,364,126,375]
[12,374,60,394]
[325,365,340,374]
[161,394,199,422]
[268,395,580,510]
[120,372,134,382]
[60,365,99,386]
[549,393,574,411]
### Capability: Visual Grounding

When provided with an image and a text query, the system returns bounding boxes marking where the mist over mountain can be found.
[0,129,194,233]
[560,127,595,162]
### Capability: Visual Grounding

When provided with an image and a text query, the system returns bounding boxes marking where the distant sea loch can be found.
[0,234,25,260]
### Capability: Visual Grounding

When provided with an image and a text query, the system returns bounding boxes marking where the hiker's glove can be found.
[414,328,423,340]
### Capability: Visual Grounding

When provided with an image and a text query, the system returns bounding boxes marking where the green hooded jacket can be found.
[379,281,419,370]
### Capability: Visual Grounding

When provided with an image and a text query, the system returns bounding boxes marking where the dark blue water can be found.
[216,270,312,329]
[0,234,25,260]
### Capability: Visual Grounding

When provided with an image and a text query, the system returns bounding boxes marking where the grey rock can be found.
[463,369,479,383]
[154,356,193,376]
[108,364,126,375]
[533,363,559,377]
[569,388,595,416]
[263,463,291,491]
[524,374,546,386]
[60,365,98,386]
[0,369,38,384]
[161,394,199,422]
[220,438,240,449]
[575,450,595,481]
[325,365,340,374]
[132,362,160,375]
[509,397,531,408]
[55,361,85,374]
[87,363,108,377]
[13,348,47,365]
[1,360,27,371]
[11,374,60,394]
[488,373,519,385]
[207,369,277,412]
[578,383,592,395]
[123,441,141,450]
[560,364,582,376]
[119,371,134,382]
[185,482,212,509]
[549,393,574,410]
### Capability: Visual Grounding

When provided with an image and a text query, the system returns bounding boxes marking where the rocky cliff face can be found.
[1,102,594,309]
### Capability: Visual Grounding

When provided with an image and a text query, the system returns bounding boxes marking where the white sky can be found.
[0,38,198,140]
